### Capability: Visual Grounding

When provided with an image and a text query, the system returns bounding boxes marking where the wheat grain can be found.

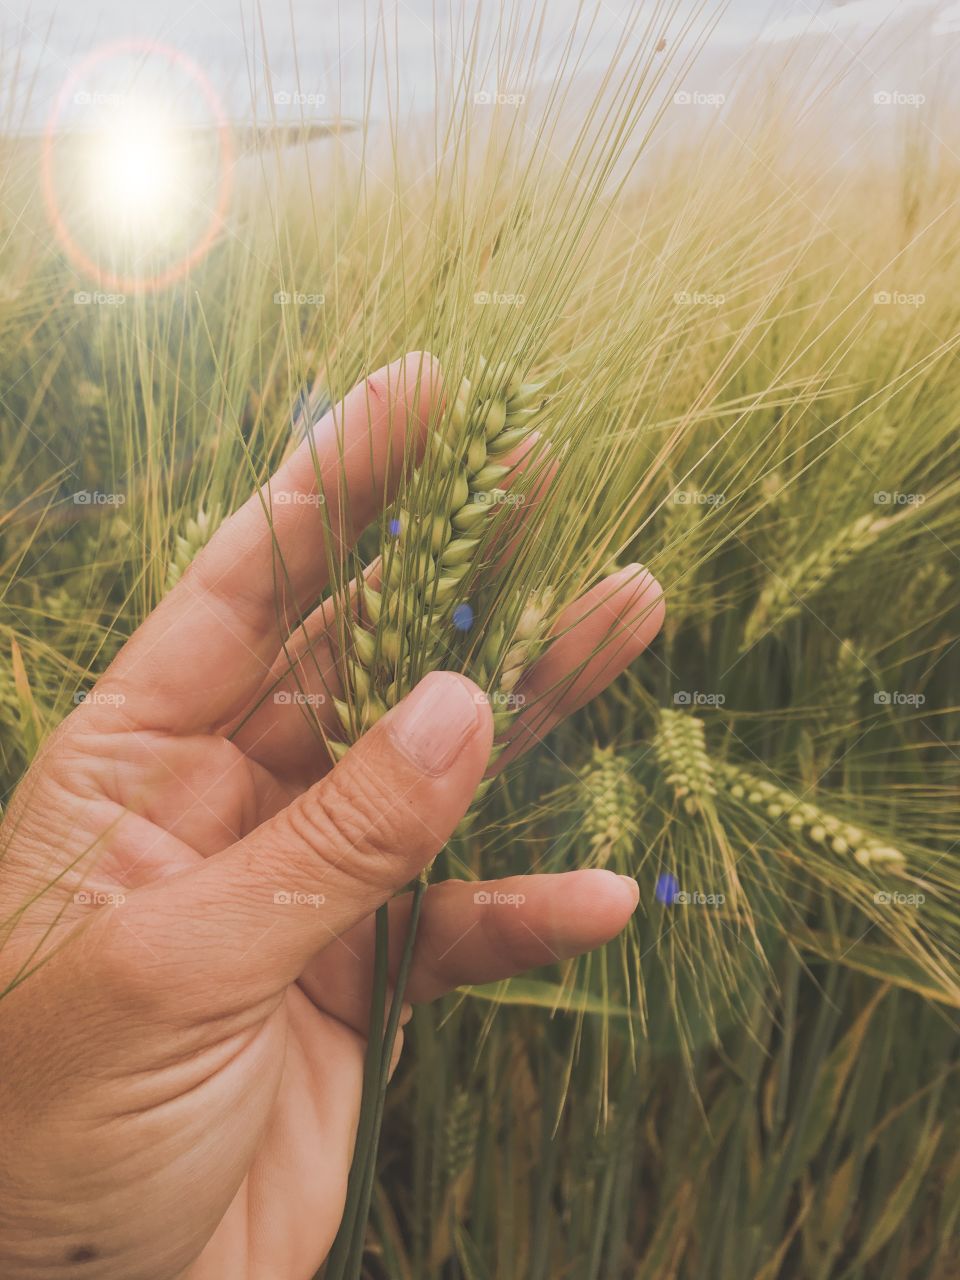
[742,514,892,649]
[333,358,548,752]
[443,1087,480,1182]
[653,709,717,815]
[718,761,906,870]
[577,745,642,866]
[165,506,223,592]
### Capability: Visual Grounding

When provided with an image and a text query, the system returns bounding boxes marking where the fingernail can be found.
[618,874,640,907]
[611,563,644,588]
[390,672,481,775]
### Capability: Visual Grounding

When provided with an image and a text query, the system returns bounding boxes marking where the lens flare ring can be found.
[42,38,234,293]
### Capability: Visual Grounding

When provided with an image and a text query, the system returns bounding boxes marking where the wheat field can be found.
[0,3,958,1277]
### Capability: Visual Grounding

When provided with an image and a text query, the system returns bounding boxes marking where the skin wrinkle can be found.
[0,356,659,1280]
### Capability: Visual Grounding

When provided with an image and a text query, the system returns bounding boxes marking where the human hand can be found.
[0,354,664,1279]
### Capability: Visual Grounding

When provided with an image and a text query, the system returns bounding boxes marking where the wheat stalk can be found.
[742,514,892,649]
[325,358,552,1278]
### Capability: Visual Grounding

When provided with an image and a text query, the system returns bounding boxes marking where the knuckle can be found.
[287,766,419,891]
[82,905,178,1016]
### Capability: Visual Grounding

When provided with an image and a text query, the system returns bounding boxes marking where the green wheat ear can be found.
[718,762,907,870]
[816,639,869,757]
[165,505,223,592]
[443,1086,480,1183]
[577,745,643,866]
[654,708,718,815]
[331,355,548,754]
[741,513,892,650]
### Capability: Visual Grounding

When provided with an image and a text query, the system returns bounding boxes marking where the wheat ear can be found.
[719,762,906,870]
[654,709,718,815]
[742,514,892,649]
[165,505,223,592]
[578,745,642,866]
[331,357,548,753]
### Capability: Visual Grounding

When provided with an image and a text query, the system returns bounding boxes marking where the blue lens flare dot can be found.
[655,872,680,906]
[388,517,402,537]
[452,602,475,632]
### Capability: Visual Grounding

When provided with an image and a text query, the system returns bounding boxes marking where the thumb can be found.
[120,673,492,1012]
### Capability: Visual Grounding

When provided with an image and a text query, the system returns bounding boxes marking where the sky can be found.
[1,1,955,132]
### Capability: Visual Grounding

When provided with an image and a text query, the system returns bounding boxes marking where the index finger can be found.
[87,352,442,735]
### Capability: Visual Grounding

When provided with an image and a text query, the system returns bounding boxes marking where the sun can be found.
[86,105,187,239]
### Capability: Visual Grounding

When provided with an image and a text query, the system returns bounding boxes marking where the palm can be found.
[12,723,356,1273]
[0,356,662,1280]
